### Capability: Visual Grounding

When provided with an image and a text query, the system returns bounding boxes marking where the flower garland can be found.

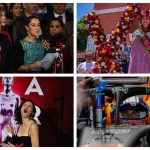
[137,34,150,54]
[85,12,106,47]
[85,3,141,73]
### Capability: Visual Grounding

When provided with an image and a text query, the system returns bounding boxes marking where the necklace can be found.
[25,36,36,42]
[137,33,150,54]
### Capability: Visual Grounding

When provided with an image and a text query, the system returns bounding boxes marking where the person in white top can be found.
[77,51,96,73]
[77,35,96,73]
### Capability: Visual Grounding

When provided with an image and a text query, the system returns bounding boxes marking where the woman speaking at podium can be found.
[14,15,50,73]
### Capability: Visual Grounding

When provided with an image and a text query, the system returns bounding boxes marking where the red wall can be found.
[0,77,73,146]
[94,3,150,33]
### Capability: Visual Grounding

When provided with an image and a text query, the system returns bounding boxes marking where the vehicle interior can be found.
[77,77,150,147]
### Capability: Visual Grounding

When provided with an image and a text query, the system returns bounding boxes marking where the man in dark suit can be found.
[0,33,12,73]
[51,3,73,34]
[36,4,54,35]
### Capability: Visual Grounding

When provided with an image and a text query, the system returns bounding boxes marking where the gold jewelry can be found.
[25,65,29,72]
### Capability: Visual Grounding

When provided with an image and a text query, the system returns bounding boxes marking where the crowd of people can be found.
[0,3,73,73]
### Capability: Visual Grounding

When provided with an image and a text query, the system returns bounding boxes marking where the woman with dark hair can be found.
[128,10,150,73]
[45,17,73,73]
[3,100,40,147]
[0,7,12,46]
[0,33,12,72]
[7,3,23,21]
[14,15,48,73]
[45,17,64,49]
[0,3,8,13]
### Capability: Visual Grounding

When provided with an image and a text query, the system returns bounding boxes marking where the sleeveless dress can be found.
[11,122,35,147]
[14,39,46,73]
[12,136,31,147]
[20,39,46,72]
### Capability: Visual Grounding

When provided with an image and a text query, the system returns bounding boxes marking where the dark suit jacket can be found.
[50,10,73,23]
[0,33,12,73]
[52,10,73,34]
[65,10,73,22]
[12,14,28,43]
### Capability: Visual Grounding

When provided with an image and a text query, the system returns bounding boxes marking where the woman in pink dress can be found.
[128,10,150,73]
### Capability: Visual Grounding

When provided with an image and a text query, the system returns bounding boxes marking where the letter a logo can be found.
[25,77,44,95]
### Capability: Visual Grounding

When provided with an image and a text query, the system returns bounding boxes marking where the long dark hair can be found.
[0,3,8,13]
[44,17,66,48]
[46,17,64,37]
[15,99,36,125]
[0,7,8,31]
[140,17,150,33]
[8,3,23,20]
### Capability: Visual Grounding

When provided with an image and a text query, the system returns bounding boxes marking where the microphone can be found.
[36,35,49,51]
[53,33,66,49]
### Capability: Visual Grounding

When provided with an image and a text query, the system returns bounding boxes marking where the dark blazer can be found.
[51,10,73,35]
[65,10,73,22]
[0,33,12,73]
[50,10,73,22]
[12,14,28,43]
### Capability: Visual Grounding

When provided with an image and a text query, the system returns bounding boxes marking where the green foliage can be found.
[77,16,89,51]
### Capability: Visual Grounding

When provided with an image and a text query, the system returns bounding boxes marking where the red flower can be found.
[108,51,112,55]
[92,67,100,73]
[104,56,109,61]
[109,59,113,63]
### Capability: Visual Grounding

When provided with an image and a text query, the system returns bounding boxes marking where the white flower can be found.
[116,41,120,45]
[112,52,115,55]
[111,36,115,39]
[122,25,126,29]
[117,37,121,41]
[93,31,97,34]
[101,62,105,66]
[134,8,138,12]
[95,20,99,24]
[111,46,115,49]
[100,35,104,38]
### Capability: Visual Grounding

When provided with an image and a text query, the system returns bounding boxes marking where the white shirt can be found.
[36,7,47,14]
[54,12,66,24]
[77,61,96,73]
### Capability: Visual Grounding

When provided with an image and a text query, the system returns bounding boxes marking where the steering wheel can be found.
[123,126,150,147]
